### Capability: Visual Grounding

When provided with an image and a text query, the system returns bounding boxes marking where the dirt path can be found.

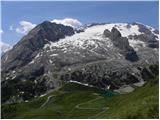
[39,79,64,108]
[40,85,109,118]
[40,95,54,108]
[75,96,102,109]
[67,94,109,118]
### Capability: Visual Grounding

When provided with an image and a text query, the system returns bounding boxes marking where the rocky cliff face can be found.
[104,27,139,62]
[1,22,159,103]
[1,21,74,72]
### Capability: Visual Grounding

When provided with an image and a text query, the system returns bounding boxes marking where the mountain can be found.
[1,21,159,103]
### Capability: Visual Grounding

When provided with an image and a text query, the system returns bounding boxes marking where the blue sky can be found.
[1,1,159,46]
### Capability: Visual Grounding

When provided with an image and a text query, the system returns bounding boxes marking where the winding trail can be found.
[39,85,109,118]
[75,96,103,109]
[66,93,109,118]
[40,95,54,108]
[75,95,109,118]
[39,78,64,108]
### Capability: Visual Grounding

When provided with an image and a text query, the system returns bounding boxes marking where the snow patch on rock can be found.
[69,80,94,87]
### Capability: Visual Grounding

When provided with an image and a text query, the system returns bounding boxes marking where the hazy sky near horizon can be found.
[1,1,159,46]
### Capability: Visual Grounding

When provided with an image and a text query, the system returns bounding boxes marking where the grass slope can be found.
[1,77,159,119]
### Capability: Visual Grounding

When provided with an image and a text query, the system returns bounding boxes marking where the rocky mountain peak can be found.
[40,20,52,25]
[1,21,75,72]
[111,27,122,39]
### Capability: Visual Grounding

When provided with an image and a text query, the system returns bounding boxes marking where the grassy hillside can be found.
[1,76,159,119]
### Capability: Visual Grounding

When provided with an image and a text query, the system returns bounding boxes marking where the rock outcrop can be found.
[104,27,139,61]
